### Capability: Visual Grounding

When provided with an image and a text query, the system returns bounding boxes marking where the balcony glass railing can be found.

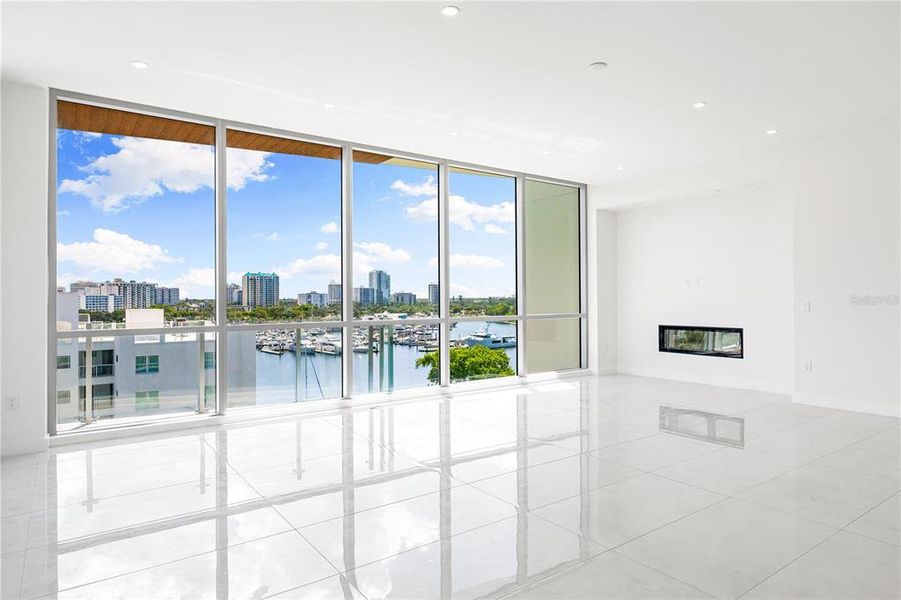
[79,365,114,378]
[57,333,217,431]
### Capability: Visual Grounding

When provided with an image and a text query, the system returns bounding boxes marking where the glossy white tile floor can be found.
[1,375,899,599]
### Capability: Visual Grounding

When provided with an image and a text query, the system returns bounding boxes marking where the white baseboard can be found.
[793,393,900,418]
[1,435,50,458]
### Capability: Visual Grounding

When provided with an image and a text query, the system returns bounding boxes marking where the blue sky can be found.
[57,130,515,299]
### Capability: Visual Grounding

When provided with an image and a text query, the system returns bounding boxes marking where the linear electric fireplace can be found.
[658,325,743,359]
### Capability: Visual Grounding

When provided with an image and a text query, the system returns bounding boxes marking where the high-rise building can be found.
[80,294,124,312]
[428,283,439,305]
[369,270,390,305]
[70,280,101,295]
[243,272,279,307]
[297,291,328,307]
[226,283,242,305]
[155,287,180,305]
[327,281,342,305]
[113,280,159,309]
[391,292,417,305]
[353,286,376,305]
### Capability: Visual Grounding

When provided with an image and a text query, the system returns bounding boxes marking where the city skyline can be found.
[56,130,516,300]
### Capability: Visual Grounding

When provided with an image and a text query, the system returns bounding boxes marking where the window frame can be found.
[135,354,160,374]
[658,325,744,359]
[47,89,588,436]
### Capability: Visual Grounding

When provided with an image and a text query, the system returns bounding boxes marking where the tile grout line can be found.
[733,528,845,599]
[201,436,351,596]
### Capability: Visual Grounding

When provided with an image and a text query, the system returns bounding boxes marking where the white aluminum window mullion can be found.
[438,161,450,387]
[579,185,589,370]
[341,144,354,398]
[215,121,228,415]
[515,174,527,377]
[47,92,59,436]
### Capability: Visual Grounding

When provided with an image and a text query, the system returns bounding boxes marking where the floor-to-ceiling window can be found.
[448,167,518,383]
[49,93,586,434]
[524,179,584,373]
[225,129,344,408]
[54,101,218,431]
[352,151,440,394]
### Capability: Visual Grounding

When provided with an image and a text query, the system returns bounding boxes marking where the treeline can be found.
[79,296,517,324]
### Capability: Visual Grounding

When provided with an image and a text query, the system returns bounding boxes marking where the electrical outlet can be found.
[4,395,19,411]
[803,361,815,373]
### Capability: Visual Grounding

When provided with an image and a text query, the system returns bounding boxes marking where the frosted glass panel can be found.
[525,180,580,314]
[526,318,581,373]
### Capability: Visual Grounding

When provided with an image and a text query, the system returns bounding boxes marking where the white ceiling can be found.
[2,1,898,189]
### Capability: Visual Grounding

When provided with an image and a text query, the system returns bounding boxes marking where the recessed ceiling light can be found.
[693,102,707,109]
[766,129,779,135]
[449,131,460,136]
[588,61,608,71]
[323,103,337,109]
[541,150,551,155]
[440,6,460,17]
[130,60,149,69]
[615,165,624,171]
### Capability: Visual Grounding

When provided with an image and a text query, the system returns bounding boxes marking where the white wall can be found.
[1,82,49,455]
[587,208,617,375]
[592,122,899,416]
[791,126,899,416]
[614,188,794,393]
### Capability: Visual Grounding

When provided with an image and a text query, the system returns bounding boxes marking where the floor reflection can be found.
[20,382,603,599]
[9,378,887,599]
[659,405,745,448]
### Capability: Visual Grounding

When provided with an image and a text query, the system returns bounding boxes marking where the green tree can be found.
[416,344,515,384]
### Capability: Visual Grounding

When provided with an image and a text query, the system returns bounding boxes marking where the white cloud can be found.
[404,194,514,230]
[315,241,329,251]
[164,267,215,298]
[427,254,505,269]
[57,228,181,273]
[484,223,507,235]
[320,222,339,234]
[226,148,274,190]
[391,176,438,197]
[252,232,283,242]
[354,242,411,264]
[58,137,273,212]
[352,241,412,276]
[277,254,341,279]
[404,197,438,221]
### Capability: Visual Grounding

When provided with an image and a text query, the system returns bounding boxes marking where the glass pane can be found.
[352,151,438,319]
[525,318,581,373]
[449,320,517,383]
[658,326,743,358]
[353,324,440,394]
[55,101,216,331]
[56,332,216,431]
[525,180,580,314]
[227,326,343,408]
[226,130,342,324]
[449,168,516,316]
